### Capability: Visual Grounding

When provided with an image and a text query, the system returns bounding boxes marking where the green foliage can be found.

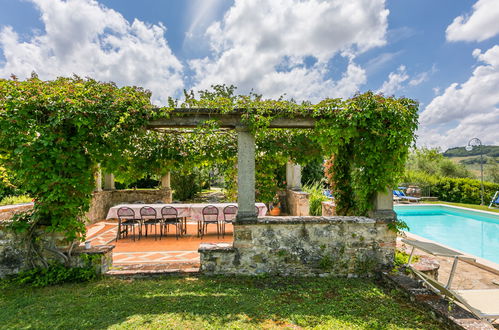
[303,182,329,216]
[443,145,499,158]
[431,177,499,204]
[0,194,32,206]
[0,78,418,244]
[392,250,419,272]
[315,93,419,215]
[406,147,473,179]
[171,167,206,201]
[0,75,154,241]
[302,157,325,185]
[2,263,97,288]
[486,158,499,184]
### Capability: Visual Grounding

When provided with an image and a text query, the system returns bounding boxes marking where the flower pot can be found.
[269,206,281,216]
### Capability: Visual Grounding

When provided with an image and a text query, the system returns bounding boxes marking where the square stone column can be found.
[369,188,396,221]
[236,126,257,222]
[94,166,102,192]
[103,173,115,190]
[286,161,302,191]
[161,172,171,189]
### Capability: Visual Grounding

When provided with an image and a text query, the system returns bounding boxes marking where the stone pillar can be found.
[286,161,302,191]
[161,172,171,189]
[94,166,102,192]
[236,126,256,222]
[369,188,396,221]
[103,173,115,190]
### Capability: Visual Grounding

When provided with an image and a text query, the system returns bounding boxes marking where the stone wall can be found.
[285,189,310,216]
[199,216,396,277]
[0,203,34,221]
[0,220,114,278]
[86,188,172,223]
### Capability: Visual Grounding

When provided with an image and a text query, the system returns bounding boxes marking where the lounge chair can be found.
[393,190,420,203]
[402,239,499,322]
[489,191,499,209]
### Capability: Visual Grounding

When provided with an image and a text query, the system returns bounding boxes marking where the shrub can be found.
[303,182,329,216]
[431,177,499,204]
[0,194,32,206]
[3,263,97,288]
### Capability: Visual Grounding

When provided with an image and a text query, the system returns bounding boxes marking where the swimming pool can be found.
[394,205,499,264]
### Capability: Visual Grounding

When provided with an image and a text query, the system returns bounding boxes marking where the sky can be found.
[0,0,498,151]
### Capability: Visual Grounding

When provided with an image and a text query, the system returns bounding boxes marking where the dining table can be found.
[106,202,268,221]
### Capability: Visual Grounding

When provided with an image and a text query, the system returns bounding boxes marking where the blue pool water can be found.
[394,205,499,264]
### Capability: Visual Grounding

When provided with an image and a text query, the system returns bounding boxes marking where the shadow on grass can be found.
[0,276,441,329]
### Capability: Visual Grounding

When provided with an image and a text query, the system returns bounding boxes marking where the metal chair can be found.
[161,206,182,239]
[116,207,140,241]
[222,205,238,237]
[201,205,220,238]
[139,206,161,240]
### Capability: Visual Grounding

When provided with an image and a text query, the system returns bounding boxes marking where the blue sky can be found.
[1,0,498,150]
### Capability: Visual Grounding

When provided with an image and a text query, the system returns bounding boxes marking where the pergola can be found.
[147,108,318,222]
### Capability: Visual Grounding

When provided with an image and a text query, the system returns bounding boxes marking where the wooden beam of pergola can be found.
[148,109,316,129]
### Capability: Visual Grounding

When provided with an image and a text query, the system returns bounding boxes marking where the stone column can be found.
[286,161,302,191]
[161,172,171,189]
[94,166,102,192]
[369,188,396,221]
[103,173,115,190]
[236,126,256,222]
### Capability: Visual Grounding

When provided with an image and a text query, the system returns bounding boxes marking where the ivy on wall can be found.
[0,77,418,246]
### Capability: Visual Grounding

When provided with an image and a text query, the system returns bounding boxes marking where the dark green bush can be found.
[3,263,97,288]
[431,177,499,204]
[171,167,210,201]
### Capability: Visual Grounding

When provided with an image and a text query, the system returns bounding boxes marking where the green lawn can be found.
[425,200,499,213]
[0,276,442,329]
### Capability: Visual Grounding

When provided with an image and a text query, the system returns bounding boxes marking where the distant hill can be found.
[443,145,499,158]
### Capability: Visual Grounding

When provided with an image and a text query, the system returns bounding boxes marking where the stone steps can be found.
[105,262,200,278]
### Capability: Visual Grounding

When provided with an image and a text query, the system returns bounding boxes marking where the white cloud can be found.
[418,45,499,149]
[0,0,184,105]
[446,0,499,42]
[189,0,389,101]
[377,65,409,95]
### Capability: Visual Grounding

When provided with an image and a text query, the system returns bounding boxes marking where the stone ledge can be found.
[71,244,114,255]
[244,216,377,225]
[198,242,235,252]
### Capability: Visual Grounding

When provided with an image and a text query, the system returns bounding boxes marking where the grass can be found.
[0,276,443,329]
[424,200,499,213]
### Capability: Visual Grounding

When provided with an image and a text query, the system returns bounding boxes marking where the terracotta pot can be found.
[269,206,281,216]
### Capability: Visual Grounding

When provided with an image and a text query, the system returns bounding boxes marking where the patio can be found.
[85,219,234,272]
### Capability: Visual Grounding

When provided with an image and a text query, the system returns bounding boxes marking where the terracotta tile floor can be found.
[85,221,232,266]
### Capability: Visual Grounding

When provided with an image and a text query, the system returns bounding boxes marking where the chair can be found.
[393,190,420,203]
[222,205,238,237]
[139,206,161,240]
[116,207,140,241]
[489,191,499,208]
[161,206,182,239]
[403,239,499,322]
[201,205,220,238]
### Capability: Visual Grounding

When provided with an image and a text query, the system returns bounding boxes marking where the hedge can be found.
[431,177,499,205]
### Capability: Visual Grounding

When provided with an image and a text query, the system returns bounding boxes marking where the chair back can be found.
[161,206,178,220]
[223,205,238,221]
[202,205,219,221]
[117,207,135,220]
[140,206,157,220]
